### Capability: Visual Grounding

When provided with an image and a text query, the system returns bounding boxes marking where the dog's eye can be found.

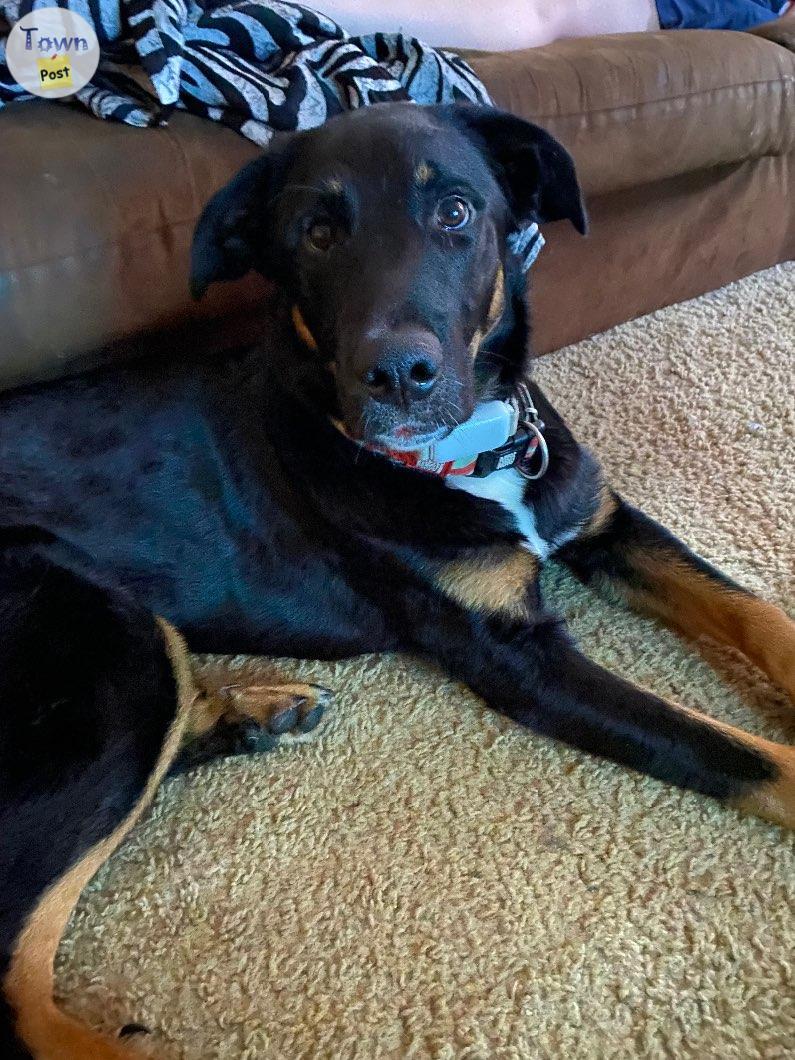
[306,221,335,253]
[435,196,472,231]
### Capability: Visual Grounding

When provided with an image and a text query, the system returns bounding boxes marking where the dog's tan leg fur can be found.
[566,495,795,827]
[196,675,330,727]
[4,620,197,1060]
[625,552,795,703]
[658,699,795,828]
[576,489,795,703]
[4,629,333,1057]
[731,740,795,828]
[436,538,795,829]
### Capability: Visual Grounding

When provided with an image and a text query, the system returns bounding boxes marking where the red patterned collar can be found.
[338,383,549,481]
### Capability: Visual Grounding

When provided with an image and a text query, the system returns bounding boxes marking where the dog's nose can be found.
[363,353,439,402]
[359,332,441,405]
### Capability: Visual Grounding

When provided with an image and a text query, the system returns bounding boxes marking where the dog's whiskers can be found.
[352,408,374,464]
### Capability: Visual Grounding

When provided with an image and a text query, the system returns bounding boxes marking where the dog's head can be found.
[191,103,585,449]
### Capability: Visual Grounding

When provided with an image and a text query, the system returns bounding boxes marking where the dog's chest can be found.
[447,468,570,560]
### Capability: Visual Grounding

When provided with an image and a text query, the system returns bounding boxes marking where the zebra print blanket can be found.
[0,0,490,143]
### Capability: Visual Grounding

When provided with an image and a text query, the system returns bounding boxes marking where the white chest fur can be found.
[447,467,555,560]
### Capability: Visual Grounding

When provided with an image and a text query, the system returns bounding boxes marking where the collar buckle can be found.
[510,381,549,481]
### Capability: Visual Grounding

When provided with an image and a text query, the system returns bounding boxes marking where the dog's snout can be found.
[358,330,441,405]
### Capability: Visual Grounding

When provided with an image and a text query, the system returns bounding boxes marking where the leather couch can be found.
[1,24,793,390]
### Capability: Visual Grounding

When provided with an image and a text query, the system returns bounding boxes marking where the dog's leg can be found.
[557,492,795,702]
[0,535,201,1059]
[411,568,795,829]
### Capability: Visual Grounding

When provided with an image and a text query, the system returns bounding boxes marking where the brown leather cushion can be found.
[463,29,795,197]
[0,102,262,385]
[1,29,794,382]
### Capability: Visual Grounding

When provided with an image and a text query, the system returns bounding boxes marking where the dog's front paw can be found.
[170,681,333,776]
[223,681,333,742]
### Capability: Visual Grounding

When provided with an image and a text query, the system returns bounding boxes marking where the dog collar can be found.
[341,382,549,481]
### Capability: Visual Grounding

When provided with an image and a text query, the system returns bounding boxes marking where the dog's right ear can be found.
[190,141,295,300]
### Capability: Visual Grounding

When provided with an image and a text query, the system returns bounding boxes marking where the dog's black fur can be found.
[2,103,794,1057]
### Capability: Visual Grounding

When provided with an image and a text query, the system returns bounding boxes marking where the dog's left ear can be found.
[451,105,587,235]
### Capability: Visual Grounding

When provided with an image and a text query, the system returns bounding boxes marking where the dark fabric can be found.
[656,0,785,31]
[0,0,489,144]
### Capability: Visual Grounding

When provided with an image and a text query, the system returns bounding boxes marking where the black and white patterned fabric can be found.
[0,0,490,143]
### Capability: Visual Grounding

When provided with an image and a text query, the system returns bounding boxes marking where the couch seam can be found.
[507,74,795,123]
[0,215,199,275]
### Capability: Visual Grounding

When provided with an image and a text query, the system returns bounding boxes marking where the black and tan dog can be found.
[2,103,794,1057]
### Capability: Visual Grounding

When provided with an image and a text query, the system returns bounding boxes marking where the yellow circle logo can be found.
[6,9,100,99]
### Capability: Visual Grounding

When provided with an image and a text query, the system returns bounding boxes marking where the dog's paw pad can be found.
[226,682,333,739]
[296,685,332,732]
[298,701,326,733]
[235,719,280,754]
[118,1023,151,1039]
[272,686,332,740]
[269,704,300,734]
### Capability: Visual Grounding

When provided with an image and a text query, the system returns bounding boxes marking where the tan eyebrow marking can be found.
[415,162,434,185]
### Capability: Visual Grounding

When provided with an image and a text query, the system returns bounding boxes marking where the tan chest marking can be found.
[581,482,619,538]
[435,545,539,621]
[291,304,319,351]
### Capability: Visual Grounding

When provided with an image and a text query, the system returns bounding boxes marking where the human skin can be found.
[315,0,660,50]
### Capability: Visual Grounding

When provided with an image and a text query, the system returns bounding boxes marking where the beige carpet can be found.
[57,264,795,1059]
